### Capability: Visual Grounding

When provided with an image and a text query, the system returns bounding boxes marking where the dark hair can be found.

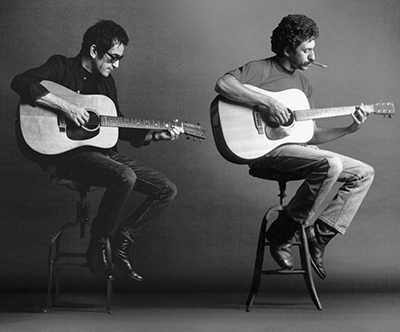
[271,14,319,56]
[80,20,129,57]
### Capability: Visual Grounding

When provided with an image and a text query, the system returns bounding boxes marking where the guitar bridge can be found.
[253,108,264,135]
[58,114,67,133]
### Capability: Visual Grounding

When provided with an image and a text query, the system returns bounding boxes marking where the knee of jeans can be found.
[324,156,343,179]
[121,168,137,189]
[160,180,178,202]
[362,164,375,181]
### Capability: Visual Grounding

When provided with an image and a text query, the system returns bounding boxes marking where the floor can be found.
[0,292,399,332]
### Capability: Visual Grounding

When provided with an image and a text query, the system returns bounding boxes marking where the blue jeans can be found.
[250,144,374,234]
[60,150,177,242]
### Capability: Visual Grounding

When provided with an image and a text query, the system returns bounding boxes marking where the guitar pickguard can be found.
[66,125,100,141]
[264,110,295,140]
[265,125,292,140]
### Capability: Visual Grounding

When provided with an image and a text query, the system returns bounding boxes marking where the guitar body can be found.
[210,86,314,164]
[18,80,119,157]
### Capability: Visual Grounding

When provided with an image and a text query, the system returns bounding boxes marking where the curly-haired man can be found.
[214,14,374,279]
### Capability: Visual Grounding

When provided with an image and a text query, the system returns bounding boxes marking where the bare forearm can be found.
[36,91,90,127]
[37,92,76,113]
[215,75,275,107]
[309,125,355,145]
[309,105,368,145]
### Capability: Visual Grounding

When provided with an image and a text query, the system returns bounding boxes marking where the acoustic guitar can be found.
[17,80,206,161]
[210,85,395,164]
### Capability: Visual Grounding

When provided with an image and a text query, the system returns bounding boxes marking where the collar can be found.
[273,56,296,75]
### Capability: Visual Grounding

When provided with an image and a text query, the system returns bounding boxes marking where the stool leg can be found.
[245,215,267,312]
[246,206,282,311]
[105,239,114,314]
[46,230,61,311]
[299,225,322,310]
[54,232,63,300]
[77,191,89,238]
[106,275,114,314]
[46,255,54,310]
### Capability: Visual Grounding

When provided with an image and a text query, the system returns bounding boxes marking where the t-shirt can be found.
[226,56,314,107]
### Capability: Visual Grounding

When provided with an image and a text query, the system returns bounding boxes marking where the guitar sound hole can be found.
[82,111,100,131]
[282,109,294,127]
[66,111,100,141]
[261,108,294,128]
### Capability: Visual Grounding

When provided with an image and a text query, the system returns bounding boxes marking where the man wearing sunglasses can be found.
[11,20,183,282]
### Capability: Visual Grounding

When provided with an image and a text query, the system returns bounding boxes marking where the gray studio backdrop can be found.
[1,0,399,294]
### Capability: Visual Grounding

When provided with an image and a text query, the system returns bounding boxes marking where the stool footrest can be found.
[58,253,86,258]
[264,241,302,246]
[262,269,305,275]
[53,262,89,268]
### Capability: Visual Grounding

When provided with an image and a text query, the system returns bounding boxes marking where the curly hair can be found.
[271,14,319,57]
[80,20,129,57]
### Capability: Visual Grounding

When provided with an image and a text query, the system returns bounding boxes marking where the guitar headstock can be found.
[182,122,206,141]
[372,102,395,117]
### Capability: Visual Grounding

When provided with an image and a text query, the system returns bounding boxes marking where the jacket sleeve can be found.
[10,55,67,103]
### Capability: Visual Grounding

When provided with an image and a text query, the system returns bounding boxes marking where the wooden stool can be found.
[245,169,322,311]
[44,177,114,314]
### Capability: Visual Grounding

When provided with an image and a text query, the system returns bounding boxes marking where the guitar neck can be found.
[294,104,374,121]
[100,116,180,130]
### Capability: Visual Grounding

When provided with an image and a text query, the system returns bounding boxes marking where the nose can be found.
[308,50,315,61]
[112,60,120,69]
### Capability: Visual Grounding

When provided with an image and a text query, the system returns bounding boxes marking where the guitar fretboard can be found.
[294,105,374,122]
[100,116,178,130]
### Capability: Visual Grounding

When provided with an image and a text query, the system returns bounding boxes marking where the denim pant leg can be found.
[317,151,374,234]
[252,144,374,234]
[60,151,177,241]
[60,151,137,239]
[113,154,178,242]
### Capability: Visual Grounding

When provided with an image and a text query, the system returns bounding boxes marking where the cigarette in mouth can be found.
[311,61,328,68]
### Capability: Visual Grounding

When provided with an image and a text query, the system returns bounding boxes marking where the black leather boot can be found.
[111,231,143,282]
[86,237,112,279]
[306,219,337,279]
[266,210,300,270]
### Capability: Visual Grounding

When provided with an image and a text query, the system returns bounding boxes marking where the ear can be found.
[89,44,97,59]
[283,47,291,57]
